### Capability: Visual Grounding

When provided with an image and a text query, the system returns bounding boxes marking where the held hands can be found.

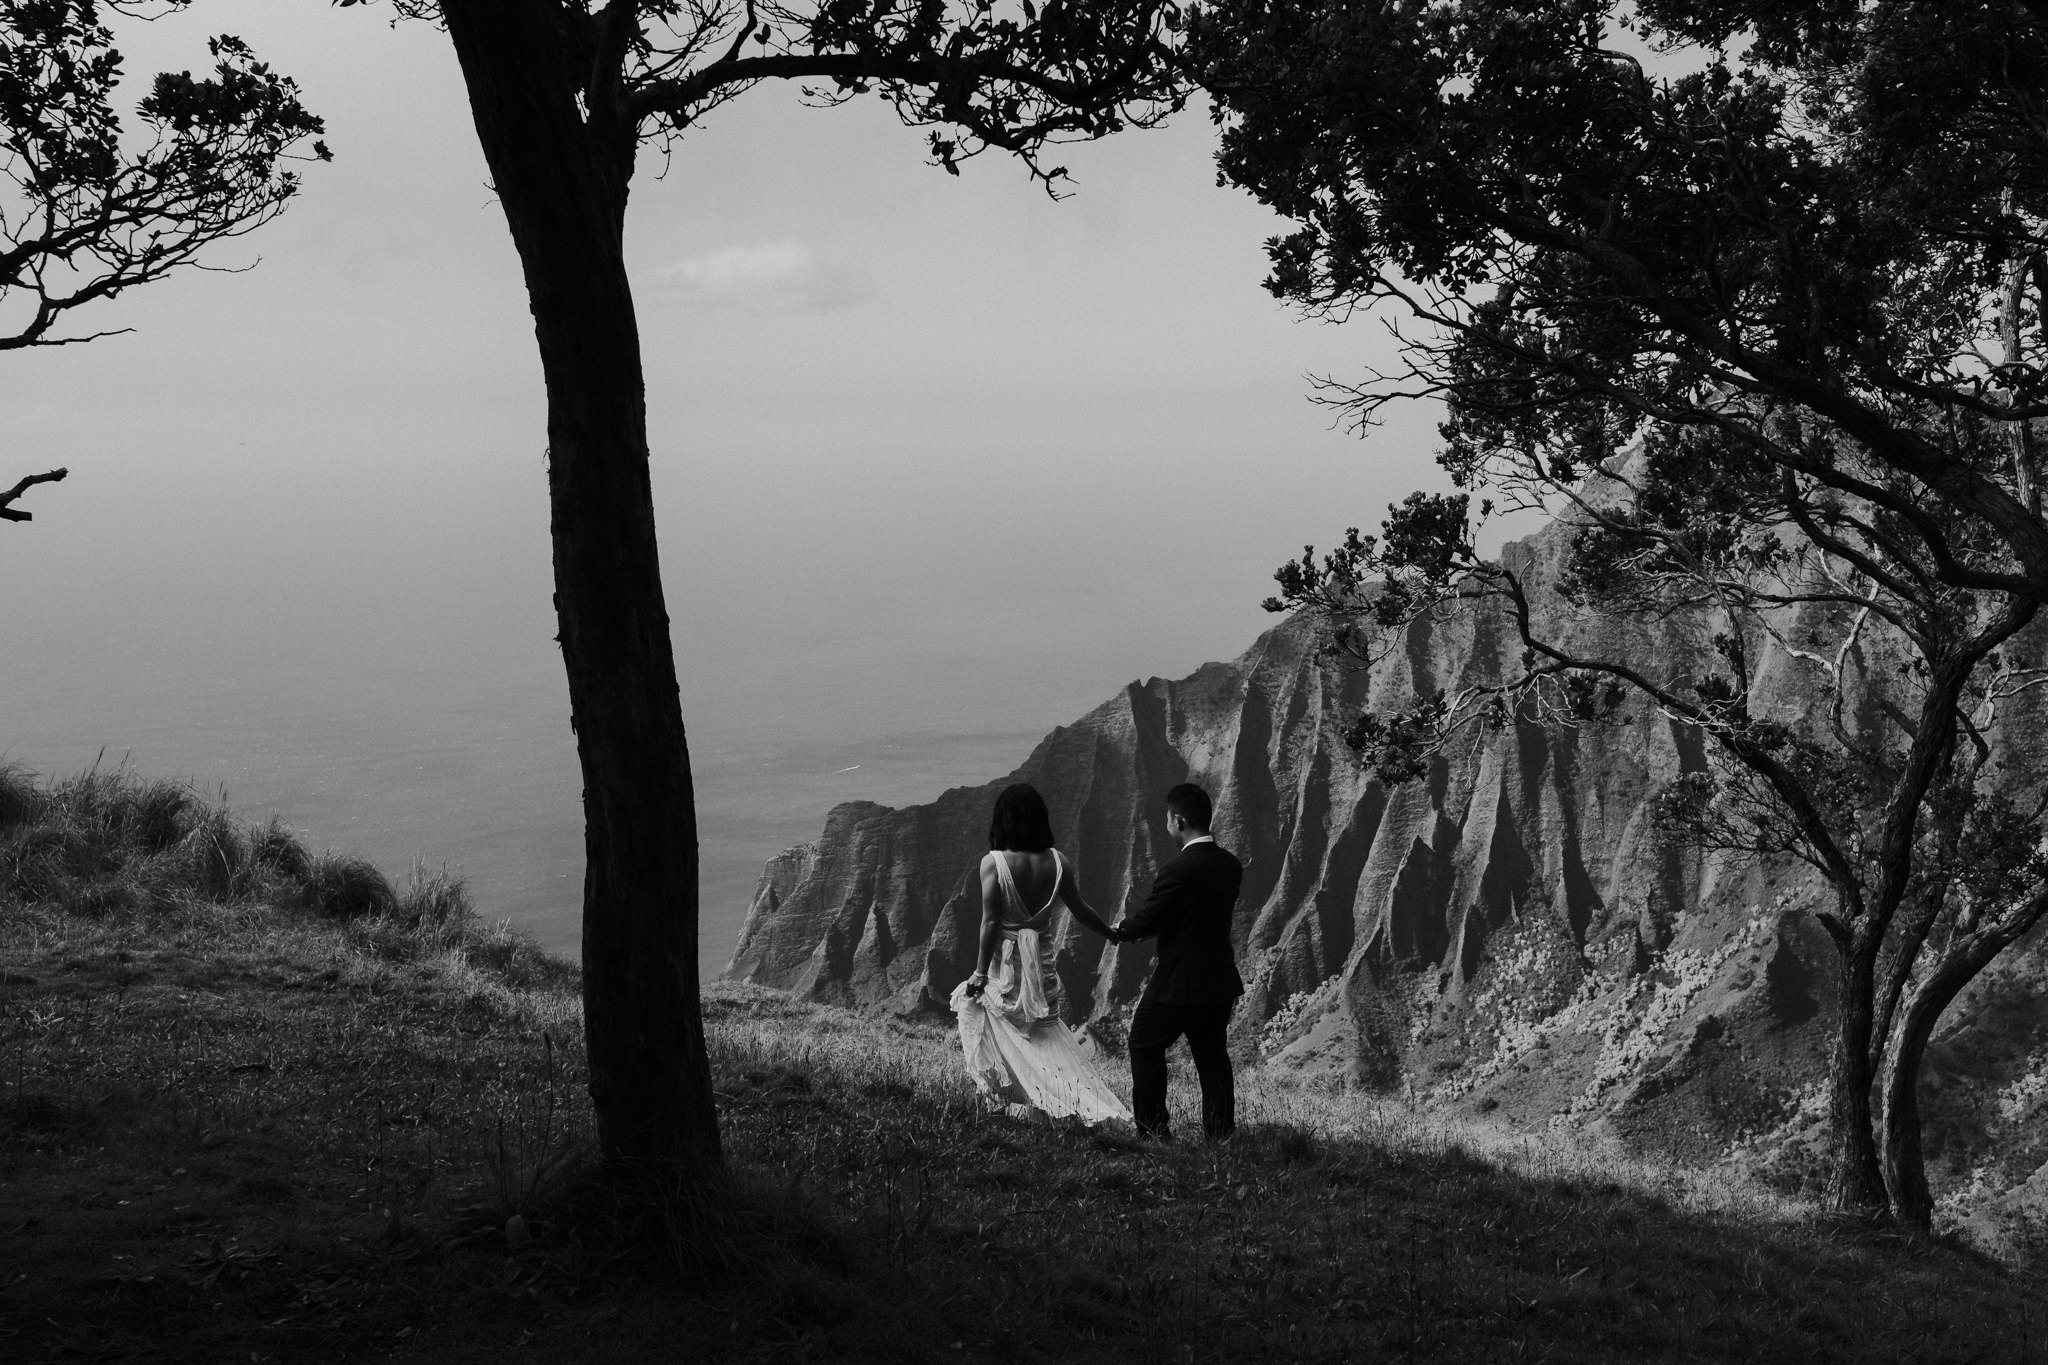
[964,970,988,998]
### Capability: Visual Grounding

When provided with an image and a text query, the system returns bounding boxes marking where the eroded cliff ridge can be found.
[724,521,2048,1233]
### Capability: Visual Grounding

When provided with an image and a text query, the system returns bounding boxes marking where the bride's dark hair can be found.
[988,783,1056,852]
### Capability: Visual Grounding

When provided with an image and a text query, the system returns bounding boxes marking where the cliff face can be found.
[723,522,2048,1233]
[726,525,1743,1030]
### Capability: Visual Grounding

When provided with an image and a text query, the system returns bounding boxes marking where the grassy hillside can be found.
[1,768,2042,1362]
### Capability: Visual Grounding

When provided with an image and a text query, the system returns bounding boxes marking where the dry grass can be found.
[0,767,2043,1362]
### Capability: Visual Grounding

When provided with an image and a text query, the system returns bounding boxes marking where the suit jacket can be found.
[1120,839,1245,1007]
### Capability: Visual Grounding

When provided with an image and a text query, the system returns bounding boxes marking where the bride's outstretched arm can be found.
[1057,859,1119,940]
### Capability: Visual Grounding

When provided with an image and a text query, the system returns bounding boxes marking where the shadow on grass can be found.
[2,955,2040,1363]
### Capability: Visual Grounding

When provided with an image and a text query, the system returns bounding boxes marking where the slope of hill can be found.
[2,764,2041,1361]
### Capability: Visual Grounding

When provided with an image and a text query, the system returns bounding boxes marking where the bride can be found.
[950,783,1130,1124]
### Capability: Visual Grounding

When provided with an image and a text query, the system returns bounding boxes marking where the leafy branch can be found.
[1,1,329,351]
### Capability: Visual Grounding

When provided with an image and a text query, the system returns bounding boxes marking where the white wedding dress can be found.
[948,849,1131,1124]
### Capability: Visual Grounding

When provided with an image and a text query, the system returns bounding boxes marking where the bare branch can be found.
[0,466,68,522]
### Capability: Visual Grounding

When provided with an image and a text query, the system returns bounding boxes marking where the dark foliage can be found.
[1196,0,2048,1226]
[0,0,327,351]
[300,853,398,922]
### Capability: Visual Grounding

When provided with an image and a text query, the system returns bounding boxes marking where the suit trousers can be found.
[1128,998,1235,1139]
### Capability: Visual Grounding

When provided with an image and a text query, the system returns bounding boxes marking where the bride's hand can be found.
[964,970,988,997]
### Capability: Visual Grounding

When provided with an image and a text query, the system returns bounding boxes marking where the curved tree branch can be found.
[0,466,68,522]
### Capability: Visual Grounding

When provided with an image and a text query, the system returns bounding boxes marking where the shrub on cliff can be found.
[0,766,394,927]
[300,852,397,921]
[251,815,313,880]
[0,765,571,1007]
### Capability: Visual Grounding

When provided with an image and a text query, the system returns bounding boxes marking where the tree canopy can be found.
[1,0,326,350]
[1,0,326,523]
[1195,0,2048,1226]
[1197,0,2048,590]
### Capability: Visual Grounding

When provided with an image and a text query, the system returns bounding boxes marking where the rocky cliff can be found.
[724,522,2048,1238]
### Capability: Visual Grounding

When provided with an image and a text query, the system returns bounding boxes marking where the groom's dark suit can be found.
[1118,837,1244,1139]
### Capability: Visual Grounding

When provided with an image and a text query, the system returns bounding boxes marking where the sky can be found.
[1,1,1460,954]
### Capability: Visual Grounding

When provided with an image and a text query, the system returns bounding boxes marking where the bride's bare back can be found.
[989,848,1063,920]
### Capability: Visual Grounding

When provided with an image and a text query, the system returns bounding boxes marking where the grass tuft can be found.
[250,815,312,880]
[168,804,252,900]
[0,764,302,912]
[397,859,471,929]
[130,778,196,852]
[300,851,397,921]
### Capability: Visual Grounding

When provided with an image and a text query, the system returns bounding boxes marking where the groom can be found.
[1113,782,1244,1141]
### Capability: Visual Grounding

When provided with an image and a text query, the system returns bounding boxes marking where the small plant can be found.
[398,860,471,931]
[250,816,312,880]
[172,804,253,901]
[300,853,397,921]
[129,779,195,853]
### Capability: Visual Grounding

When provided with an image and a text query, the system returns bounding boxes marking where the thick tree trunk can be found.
[1826,937,1886,1215]
[1879,904,2048,1230]
[439,0,722,1173]
[1876,984,1941,1230]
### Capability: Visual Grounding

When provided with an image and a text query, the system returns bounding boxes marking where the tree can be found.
[349,0,1189,1176]
[1192,0,2048,1226]
[1,0,327,519]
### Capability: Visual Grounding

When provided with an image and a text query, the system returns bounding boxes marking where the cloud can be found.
[654,241,876,312]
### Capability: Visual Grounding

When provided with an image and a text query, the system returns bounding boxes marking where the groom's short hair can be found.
[1165,782,1212,829]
